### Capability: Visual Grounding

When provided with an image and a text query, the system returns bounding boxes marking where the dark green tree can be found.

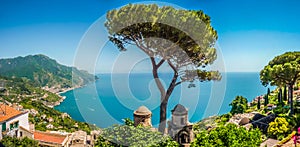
[257,96,261,110]
[229,96,248,115]
[264,92,269,107]
[278,88,282,104]
[260,51,300,115]
[105,4,221,132]
[283,86,287,101]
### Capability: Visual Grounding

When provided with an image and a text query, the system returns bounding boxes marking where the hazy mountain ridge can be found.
[0,54,95,88]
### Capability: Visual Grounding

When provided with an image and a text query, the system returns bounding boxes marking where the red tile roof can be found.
[34,131,67,145]
[0,104,23,122]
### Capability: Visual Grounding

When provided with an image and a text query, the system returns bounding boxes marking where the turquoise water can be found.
[55,72,273,128]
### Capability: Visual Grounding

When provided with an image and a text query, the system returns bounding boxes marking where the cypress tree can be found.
[257,97,261,110]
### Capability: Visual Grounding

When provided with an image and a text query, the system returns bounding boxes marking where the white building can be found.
[0,104,30,139]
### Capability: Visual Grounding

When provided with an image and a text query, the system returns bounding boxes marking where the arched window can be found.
[177,130,190,144]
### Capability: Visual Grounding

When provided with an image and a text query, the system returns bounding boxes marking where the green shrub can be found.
[191,123,262,147]
[229,96,248,115]
[95,125,179,147]
[123,118,134,126]
[0,136,39,147]
[273,105,289,114]
[267,117,289,140]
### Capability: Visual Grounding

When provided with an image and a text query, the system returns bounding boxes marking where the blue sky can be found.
[0,0,300,72]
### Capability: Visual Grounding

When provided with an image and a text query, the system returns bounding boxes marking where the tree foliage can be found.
[229,96,248,115]
[260,52,300,87]
[95,125,179,147]
[0,136,39,147]
[105,3,221,132]
[260,52,300,114]
[267,117,289,140]
[191,123,262,147]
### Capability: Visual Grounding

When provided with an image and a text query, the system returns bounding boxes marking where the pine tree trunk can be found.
[289,84,294,115]
[158,74,178,133]
[158,92,172,133]
[278,88,282,103]
[158,100,167,133]
[150,57,179,133]
[284,86,287,101]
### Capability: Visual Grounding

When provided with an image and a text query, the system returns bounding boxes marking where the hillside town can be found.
[0,102,100,147]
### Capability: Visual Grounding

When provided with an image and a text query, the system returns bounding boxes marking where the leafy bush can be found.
[215,113,232,126]
[123,118,134,126]
[191,123,262,147]
[267,117,289,140]
[273,105,289,114]
[0,136,39,147]
[95,125,178,147]
[229,96,248,115]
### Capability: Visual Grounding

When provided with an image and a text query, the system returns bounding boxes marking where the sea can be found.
[54,72,274,128]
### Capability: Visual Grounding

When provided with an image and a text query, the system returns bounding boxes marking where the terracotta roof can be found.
[34,131,67,145]
[0,104,23,122]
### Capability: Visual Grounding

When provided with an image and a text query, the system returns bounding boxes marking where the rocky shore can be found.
[42,85,82,108]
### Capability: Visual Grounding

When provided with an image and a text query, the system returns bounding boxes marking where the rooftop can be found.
[172,104,188,115]
[0,104,24,122]
[34,131,67,145]
[134,106,151,116]
[72,130,87,140]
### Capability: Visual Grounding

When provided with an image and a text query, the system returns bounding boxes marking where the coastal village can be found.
[0,102,101,147]
[1,1,300,147]
[0,68,300,147]
[0,77,102,146]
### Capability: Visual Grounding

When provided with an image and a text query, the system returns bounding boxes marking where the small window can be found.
[10,124,13,130]
[14,122,19,128]
[181,118,185,125]
[2,123,6,131]
[20,131,23,137]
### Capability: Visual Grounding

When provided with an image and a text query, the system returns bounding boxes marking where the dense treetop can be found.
[105,4,220,81]
[260,51,300,87]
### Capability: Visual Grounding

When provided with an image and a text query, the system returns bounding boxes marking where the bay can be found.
[54,72,273,128]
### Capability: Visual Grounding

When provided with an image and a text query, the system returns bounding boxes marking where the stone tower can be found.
[133,106,152,127]
[168,104,194,146]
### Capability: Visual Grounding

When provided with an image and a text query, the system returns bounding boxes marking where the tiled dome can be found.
[134,106,151,115]
[172,104,188,115]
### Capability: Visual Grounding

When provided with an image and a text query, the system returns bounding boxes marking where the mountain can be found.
[0,54,96,87]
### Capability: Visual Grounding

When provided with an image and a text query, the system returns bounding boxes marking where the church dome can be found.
[134,106,152,116]
[172,104,188,115]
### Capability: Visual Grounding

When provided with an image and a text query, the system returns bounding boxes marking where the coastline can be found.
[52,72,268,128]
[42,85,83,108]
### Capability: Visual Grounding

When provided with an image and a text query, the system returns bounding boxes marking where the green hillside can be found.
[0,76,94,133]
[0,54,95,87]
